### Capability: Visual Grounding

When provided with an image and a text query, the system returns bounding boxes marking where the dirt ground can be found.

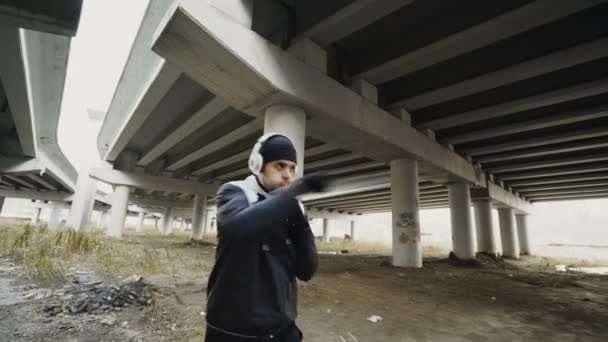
[1,234,607,342]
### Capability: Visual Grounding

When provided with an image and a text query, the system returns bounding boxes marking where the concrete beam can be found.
[529,193,608,202]
[462,126,608,157]
[0,157,44,174]
[129,197,194,209]
[27,174,58,191]
[519,185,608,198]
[514,179,608,192]
[294,0,414,47]
[395,37,608,110]
[138,96,228,166]
[151,0,485,186]
[417,78,608,131]
[0,26,37,157]
[499,164,608,181]
[0,188,72,202]
[360,0,603,85]
[89,167,220,196]
[486,152,608,174]
[443,104,608,145]
[507,172,608,188]
[3,175,36,189]
[529,192,608,201]
[0,0,82,36]
[476,136,608,164]
[167,118,262,170]
[97,0,181,161]
[486,182,532,214]
[324,162,385,177]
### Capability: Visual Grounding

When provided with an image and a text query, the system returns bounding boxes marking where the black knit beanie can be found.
[259,135,297,167]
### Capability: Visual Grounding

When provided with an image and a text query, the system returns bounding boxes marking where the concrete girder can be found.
[97,0,182,161]
[304,208,361,220]
[324,162,385,177]
[506,172,608,187]
[521,185,608,198]
[461,126,608,157]
[3,175,36,189]
[89,167,219,196]
[476,136,608,164]
[27,174,58,191]
[167,118,262,171]
[485,152,608,174]
[498,163,608,181]
[417,78,608,131]
[358,0,603,85]
[395,37,608,110]
[0,0,83,36]
[151,0,485,186]
[0,188,72,202]
[514,179,608,192]
[314,193,448,210]
[529,194,608,203]
[138,96,228,166]
[295,0,414,48]
[0,157,44,174]
[129,197,194,209]
[443,104,608,145]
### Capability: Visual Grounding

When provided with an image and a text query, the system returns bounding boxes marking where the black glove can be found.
[301,172,328,192]
[285,172,329,196]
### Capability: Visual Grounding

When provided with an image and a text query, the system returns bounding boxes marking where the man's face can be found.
[260,160,297,191]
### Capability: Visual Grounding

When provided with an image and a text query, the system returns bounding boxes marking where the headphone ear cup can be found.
[248,149,263,175]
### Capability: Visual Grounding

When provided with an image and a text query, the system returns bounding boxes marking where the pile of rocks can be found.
[43,277,159,316]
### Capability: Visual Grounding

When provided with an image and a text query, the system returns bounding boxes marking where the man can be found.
[205,133,326,341]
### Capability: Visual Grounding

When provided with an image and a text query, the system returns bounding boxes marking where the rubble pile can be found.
[43,276,159,316]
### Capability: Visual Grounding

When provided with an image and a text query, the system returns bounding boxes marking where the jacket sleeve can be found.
[216,184,300,240]
[289,208,318,281]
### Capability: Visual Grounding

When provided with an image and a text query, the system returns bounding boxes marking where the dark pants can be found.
[204,323,302,342]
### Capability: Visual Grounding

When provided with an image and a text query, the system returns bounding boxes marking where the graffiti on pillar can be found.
[396,212,420,244]
[396,212,417,229]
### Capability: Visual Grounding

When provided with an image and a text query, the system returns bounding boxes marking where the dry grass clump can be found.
[535,256,608,269]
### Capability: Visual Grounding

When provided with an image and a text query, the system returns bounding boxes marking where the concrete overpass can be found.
[69,0,608,268]
[0,0,83,226]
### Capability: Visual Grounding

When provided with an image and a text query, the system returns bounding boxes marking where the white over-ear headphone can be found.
[248,133,298,176]
[249,133,279,176]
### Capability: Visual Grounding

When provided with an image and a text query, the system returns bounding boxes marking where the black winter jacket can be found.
[205,175,318,336]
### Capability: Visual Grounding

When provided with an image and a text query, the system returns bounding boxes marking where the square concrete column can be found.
[67,170,97,230]
[473,199,497,255]
[350,220,356,241]
[136,212,145,233]
[48,204,63,229]
[161,207,174,236]
[322,218,330,242]
[498,208,520,259]
[264,104,306,177]
[516,214,532,256]
[0,196,5,215]
[191,194,207,240]
[107,185,130,238]
[390,159,422,268]
[448,183,476,260]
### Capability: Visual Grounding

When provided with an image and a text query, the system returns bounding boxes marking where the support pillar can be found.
[136,212,145,234]
[350,221,356,241]
[161,207,174,236]
[516,214,531,256]
[154,217,159,231]
[322,218,330,242]
[191,194,207,240]
[473,199,497,255]
[447,183,476,260]
[0,196,5,215]
[48,204,62,228]
[264,105,306,176]
[498,208,520,259]
[107,185,130,238]
[31,206,42,224]
[67,170,97,230]
[390,159,421,268]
